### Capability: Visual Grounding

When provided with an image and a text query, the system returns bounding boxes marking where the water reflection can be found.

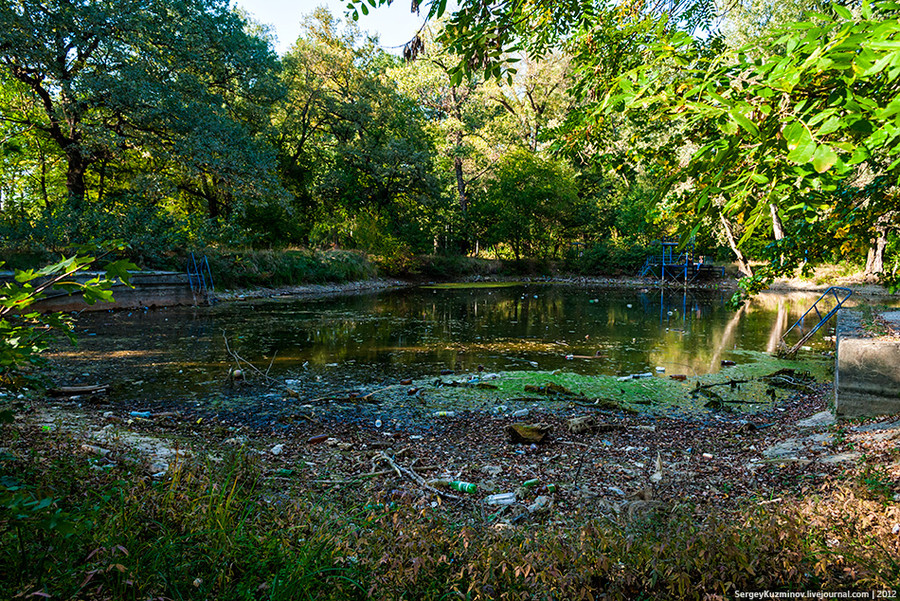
[52,284,853,402]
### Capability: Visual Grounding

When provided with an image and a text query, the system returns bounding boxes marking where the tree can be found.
[605,1,900,289]
[274,9,439,253]
[349,0,721,82]
[0,0,282,216]
[475,148,580,259]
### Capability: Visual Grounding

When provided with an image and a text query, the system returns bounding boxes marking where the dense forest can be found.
[1,0,898,290]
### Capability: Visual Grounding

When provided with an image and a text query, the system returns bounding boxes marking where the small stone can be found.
[80,444,111,456]
[796,411,836,428]
[270,444,284,455]
[505,422,552,444]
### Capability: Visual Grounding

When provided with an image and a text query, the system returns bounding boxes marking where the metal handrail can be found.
[778,286,853,356]
[187,253,215,304]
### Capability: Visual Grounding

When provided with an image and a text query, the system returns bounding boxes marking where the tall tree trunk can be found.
[864,232,887,276]
[720,213,753,277]
[65,147,88,209]
[770,203,784,240]
[39,145,50,211]
[201,174,219,220]
[454,152,467,213]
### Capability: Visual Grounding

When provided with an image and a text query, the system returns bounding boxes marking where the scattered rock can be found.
[270,444,284,455]
[852,419,900,433]
[567,415,624,434]
[505,422,552,444]
[80,444,111,456]
[796,411,836,428]
[148,460,169,478]
[819,452,862,464]
[567,415,596,434]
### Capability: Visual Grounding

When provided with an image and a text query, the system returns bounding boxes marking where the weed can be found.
[2,428,899,600]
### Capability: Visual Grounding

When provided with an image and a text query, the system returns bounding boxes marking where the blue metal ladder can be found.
[778,286,852,356]
[187,253,215,305]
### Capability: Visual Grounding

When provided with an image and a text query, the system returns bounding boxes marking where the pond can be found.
[48,283,842,416]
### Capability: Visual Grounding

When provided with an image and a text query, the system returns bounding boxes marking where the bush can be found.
[569,241,648,275]
[203,249,376,289]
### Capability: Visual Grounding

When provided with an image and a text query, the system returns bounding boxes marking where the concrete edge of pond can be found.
[835,309,900,418]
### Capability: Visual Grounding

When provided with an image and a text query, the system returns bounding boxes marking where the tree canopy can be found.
[0,0,897,287]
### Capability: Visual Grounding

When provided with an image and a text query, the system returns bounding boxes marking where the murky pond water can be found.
[49,283,844,413]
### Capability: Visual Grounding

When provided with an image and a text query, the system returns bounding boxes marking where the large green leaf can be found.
[811,144,839,173]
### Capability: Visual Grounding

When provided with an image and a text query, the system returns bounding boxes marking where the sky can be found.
[232,0,429,55]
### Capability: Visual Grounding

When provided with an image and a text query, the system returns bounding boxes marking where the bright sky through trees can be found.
[233,0,428,54]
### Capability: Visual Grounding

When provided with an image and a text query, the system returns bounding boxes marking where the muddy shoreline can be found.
[208,273,897,305]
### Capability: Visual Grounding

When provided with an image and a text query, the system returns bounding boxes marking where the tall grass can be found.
[196,248,377,289]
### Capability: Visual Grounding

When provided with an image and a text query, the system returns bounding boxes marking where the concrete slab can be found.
[796,411,836,428]
[835,310,900,417]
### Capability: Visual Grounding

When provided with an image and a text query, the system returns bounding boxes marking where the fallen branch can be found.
[378,452,463,501]
[222,332,297,395]
[693,379,750,391]
[47,385,109,396]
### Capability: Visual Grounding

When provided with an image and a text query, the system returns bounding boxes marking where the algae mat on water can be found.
[371,351,832,415]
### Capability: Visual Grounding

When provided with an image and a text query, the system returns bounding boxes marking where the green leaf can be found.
[784,123,816,163]
[811,145,838,173]
[750,173,769,184]
[730,109,759,136]
[816,116,842,136]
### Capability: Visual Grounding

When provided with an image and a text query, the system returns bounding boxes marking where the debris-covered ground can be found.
[19,354,900,525]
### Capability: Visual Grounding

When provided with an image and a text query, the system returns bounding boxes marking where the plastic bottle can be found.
[484,492,516,506]
[449,480,477,494]
[523,478,540,488]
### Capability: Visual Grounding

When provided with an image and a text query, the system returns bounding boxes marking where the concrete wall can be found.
[835,310,900,417]
[2,272,206,313]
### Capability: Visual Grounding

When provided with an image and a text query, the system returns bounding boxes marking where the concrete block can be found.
[836,312,900,417]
